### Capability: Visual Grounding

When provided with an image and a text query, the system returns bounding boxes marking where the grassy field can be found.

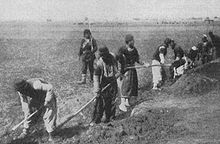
[0,22,220,144]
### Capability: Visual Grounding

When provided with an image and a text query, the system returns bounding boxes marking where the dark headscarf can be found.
[99,46,113,65]
[164,38,172,45]
[99,46,109,57]
[84,29,91,36]
[14,78,29,92]
[125,34,134,44]
[209,31,214,39]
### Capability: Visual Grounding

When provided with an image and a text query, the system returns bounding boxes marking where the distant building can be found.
[47,19,52,22]
[214,16,220,21]
[204,17,214,24]
[190,17,203,21]
[133,18,140,21]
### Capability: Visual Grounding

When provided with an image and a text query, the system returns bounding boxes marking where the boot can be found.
[90,73,94,83]
[152,83,161,90]
[125,98,130,107]
[119,98,127,112]
[77,74,86,84]
[48,132,54,142]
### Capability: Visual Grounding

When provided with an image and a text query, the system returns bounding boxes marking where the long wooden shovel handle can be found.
[12,111,37,131]
[126,64,171,69]
[56,95,96,129]
[12,106,44,131]
[57,74,122,128]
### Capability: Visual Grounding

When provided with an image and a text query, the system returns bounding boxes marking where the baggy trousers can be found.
[20,95,57,133]
[92,81,117,124]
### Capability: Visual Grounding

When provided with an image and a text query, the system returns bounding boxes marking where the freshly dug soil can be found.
[3,60,220,144]
[75,107,187,144]
[170,61,220,96]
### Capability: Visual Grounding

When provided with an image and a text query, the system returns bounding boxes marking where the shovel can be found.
[0,106,44,138]
[56,74,122,129]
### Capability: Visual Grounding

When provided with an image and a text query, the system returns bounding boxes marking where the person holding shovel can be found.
[91,46,118,125]
[77,29,98,84]
[169,40,187,80]
[14,78,57,141]
[152,38,172,90]
[116,34,145,112]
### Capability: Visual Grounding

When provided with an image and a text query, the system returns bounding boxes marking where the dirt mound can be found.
[170,60,220,96]
[71,61,220,144]
[74,108,187,144]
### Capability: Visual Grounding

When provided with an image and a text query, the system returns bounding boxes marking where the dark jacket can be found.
[173,46,184,60]
[116,46,140,74]
[79,37,97,62]
[188,49,198,62]
[210,34,220,58]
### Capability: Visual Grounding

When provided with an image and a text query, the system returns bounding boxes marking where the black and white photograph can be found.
[0,0,220,143]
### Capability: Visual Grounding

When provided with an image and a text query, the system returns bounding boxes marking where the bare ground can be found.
[1,23,220,144]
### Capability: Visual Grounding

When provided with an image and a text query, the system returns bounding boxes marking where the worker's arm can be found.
[135,48,145,65]
[93,65,101,97]
[78,39,85,58]
[159,53,165,64]
[116,48,126,74]
[91,38,98,54]
[159,46,166,64]
[18,92,30,116]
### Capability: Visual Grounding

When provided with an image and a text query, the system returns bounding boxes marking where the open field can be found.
[0,22,220,144]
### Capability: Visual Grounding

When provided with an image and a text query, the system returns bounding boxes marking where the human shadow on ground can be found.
[8,124,88,144]
[54,124,88,139]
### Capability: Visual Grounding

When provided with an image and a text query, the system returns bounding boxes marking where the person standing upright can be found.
[78,29,97,84]
[200,34,213,64]
[186,46,199,69]
[152,38,172,90]
[116,34,144,112]
[209,31,220,59]
[91,46,118,125]
[169,40,186,80]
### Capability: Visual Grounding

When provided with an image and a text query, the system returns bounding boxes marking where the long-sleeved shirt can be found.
[188,48,199,62]
[116,46,140,74]
[94,54,118,93]
[78,37,97,62]
[19,78,54,109]
[173,45,185,60]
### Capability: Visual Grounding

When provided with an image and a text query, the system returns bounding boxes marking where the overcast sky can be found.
[0,0,219,21]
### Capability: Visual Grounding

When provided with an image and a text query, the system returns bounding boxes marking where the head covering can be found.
[164,38,172,45]
[99,46,110,57]
[202,34,208,42]
[191,46,198,51]
[99,46,114,65]
[209,31,213,37]
[84,29,91,36]
[125,34,134,43]
[209,31,215,39]
[203,34,208,38]
[14,78,28,92]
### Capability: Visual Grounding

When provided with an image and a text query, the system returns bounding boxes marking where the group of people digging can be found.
[13,29,220,141]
